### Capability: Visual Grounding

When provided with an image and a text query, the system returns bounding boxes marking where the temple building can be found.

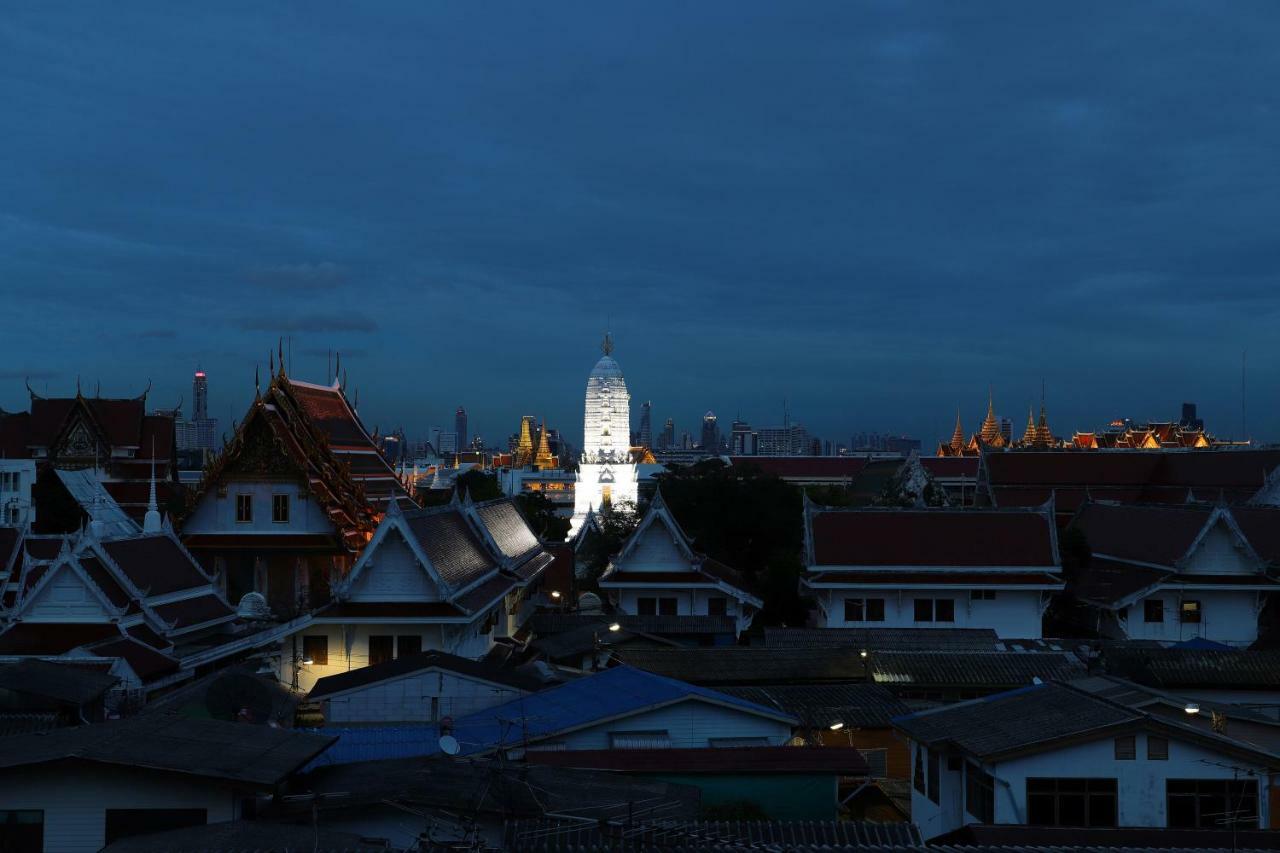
[1073,421,1213,450]
[935,391,1012,457]
[570,334,639,535]
[513,416,537,467]
[180,356,413,617]
[0,382,178,528]
[534,420,558,469]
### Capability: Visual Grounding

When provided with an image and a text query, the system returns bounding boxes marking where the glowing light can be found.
[1184,702,1200,715]
[301,657,314,666]
[550,590,562,599]
[859,650,868,658]
[608,622,621,632]
[829,722,844,731]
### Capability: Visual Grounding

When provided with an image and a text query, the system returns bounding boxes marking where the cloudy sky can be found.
[3,2,1279,447]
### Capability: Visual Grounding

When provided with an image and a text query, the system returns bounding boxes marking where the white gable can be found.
[23,565,114,623]
[1183,519,1258,576]
[346,530,442,603]
[615,520,693,573]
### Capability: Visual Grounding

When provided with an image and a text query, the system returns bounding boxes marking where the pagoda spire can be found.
[143,437,161,533]
[949,408,965,454]
[980,387,1002,444]
[1021,406,1037,445]
[601,330,614,356]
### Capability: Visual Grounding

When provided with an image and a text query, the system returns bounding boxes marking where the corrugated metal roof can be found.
[54,468,140,537]
[764,627,1000,651]
[504,818,921,852]
[870,651,1084,689]
[717,683,910,728]
[619,647,866,685]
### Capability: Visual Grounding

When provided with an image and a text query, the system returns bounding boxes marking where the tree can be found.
[419,469,504,507]
[514,490,571,543]
[577,499,643,586]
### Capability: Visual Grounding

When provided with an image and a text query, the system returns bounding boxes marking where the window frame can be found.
[1180,599,1202,624]
[657,597,677,617]
[1143,599,1164,623]
[235,494,253,524]
[965,762,995,823]
[1147,736,1169,760]
[1114,735,1136,760]
[368,634,394,666]
[707,596,728,617]
[397,634,423,657]
[302,635,328,666]
[1026,777,1118,827]
[637,597,657,616]
[914,598,934,623]
[1167,778,1258,829]
[271,493,290,524]
[935,598,955,623]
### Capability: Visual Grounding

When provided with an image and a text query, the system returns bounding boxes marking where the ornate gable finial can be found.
[269,348,275,376]
[278,337,285,376]
[25,377,44,401]
[602,331,614,356]
[76,375,82,397]
[254,364,260,400]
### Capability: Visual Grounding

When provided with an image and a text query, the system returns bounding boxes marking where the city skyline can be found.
[4,4,1280,443]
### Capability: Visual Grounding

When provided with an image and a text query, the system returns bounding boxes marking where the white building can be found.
[0,459,35,528]
[570,334,638,536]
[1070,502,1280,647]
[800,498,1064,639]
[895,681,1279,838]
[599,489,761,635]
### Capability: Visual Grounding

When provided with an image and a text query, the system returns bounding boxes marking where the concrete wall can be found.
[613,587,741,617]
[183,481,334,535]
[345,534,442,603]
[615,522,689,572]
[324,669,526,725]
[544,699,792,751]
[284,621,493,693]
[1185,523,1257,575]
[818,587,1045,638]
[23,566,113,623]
[0,762,240,853]
[1120,590,1260,646]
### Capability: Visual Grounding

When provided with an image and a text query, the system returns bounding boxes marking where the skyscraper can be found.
[701,411,719,451]
[661,418,675,450]
[638,400,653,449]
[730,420,756,455]
[176,368,217,453]
[193,369,208,420]
[455,406,468,447]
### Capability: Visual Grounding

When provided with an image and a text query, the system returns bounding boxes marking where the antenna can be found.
[1242,348,1248,442]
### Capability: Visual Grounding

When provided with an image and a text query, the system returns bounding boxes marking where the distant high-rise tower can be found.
[193,369,208,420]
[455,406,468,447]
[661,418,675,450]
[638,401,653,449]
[730,420,756,455]
[701,411,719,451]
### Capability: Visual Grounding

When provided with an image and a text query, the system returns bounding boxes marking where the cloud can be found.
[237,312,378,333]
[247,262,349,292]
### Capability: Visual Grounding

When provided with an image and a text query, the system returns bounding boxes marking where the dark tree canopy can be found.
[514,490,571,543]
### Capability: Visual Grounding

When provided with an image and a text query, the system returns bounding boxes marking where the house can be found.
[274,494,551,693]
[0,658,118,729]
[1098,645,1280,718]
[0,384,178,527]
[307,665,798,766]
[894,681,1280,839]
[180,364,413,613]
[801,498,1064,638]
[0,716,334,852]
[616,647,868,686]
[0,520,246,695]
[977,447,1280,529]
[598,490,761,635]
[762,626,1003,651]
[868,650,1084,704]
[1069,502,1280,646]
[307,650,546,725]
[528,746,870,819]
[529,612,741,651]
[0,459,36,527]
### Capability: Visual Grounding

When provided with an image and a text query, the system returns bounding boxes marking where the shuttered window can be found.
[610,730,671,749]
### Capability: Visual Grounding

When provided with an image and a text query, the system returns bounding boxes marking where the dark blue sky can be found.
[3,3,1279,447]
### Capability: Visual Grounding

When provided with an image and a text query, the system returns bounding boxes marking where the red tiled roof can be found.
[0,528,20,580]
[101,535,211,596]
[806,570,1063,587]
[89,637,179,680]
[182,533,342,551]
[528,746,869,775]
[984,449,1280,497]
[0,623,121,655]
[730,456,869,479]
[125,622,171,650]
[809,509,1057,567]
[1071,503,1211,567]
[79,557,133,609]
[920,457,980,478]
[151,594,234,629]
[1231,506,1280,565]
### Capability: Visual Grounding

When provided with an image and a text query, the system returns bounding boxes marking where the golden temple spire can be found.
[949,408,965,453]
[980,386,1002,444]
[535,420,556,469]
[1021,406,1037,445]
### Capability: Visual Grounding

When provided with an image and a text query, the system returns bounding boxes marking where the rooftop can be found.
[308,650,545,700]
[617,647,866,686]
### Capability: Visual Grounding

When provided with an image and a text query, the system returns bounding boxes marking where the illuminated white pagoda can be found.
[570,333,638,536]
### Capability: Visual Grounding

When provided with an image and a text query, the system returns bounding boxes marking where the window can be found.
[397,635,422,657]
[927,748,940,804]
[859,748,888,778]
[935,599,955,622]
[710,737,770,748]
[105,809,206,845]
[302,635,328,666]
[707,597,728,617]
[1147,736,1169,760]
[1167,779,1258,829]
[913,745,926,794]
[1114,735,1136,760]
[235,494,253,523]
[915,598,953,623]
[1180,600,1202,624]
[1144,599,1164,623]
[272,494,289,523]
[368,635,394,666]
[0,810,43,853]
[637,597,657,616]
[965,762,995,823]
[845,598,885,622]
[610,730,671,749]
[971,590,997,601]
[658,597,677,616]
[1027,778,1118,827]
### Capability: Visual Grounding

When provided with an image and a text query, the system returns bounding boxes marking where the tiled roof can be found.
[309,650,544,700]
[531,613,737,636]
[920,457,980,478]
[0,658,118,705]
[403,509,498,590]
[1071,557,1169,606]
[0,716,335,785]
[99,821,386,853]
[618,647,866,685]
[718,682,910,728]
[0,622,121,655]
[805,570,1063,587]
[473,500,541,560]
[808,507,1057,567]
[764,627,1000,651]
[870,651,1084,689]
[1071,502,1212,566]
[1101,646,1280,689]
[89,637,180,680]
[730,456,871,479]
[101,535,211,596]
[1230,505,1280,565]
[503,819,920,853]
[894,682,1140,759]
[151,593,235,630]
[934,824,1280,853]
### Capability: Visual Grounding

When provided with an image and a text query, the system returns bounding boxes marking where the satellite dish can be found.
[205,672,275,723]
[438,734,460,756]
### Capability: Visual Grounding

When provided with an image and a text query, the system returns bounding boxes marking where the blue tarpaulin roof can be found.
[305,665,797,768]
